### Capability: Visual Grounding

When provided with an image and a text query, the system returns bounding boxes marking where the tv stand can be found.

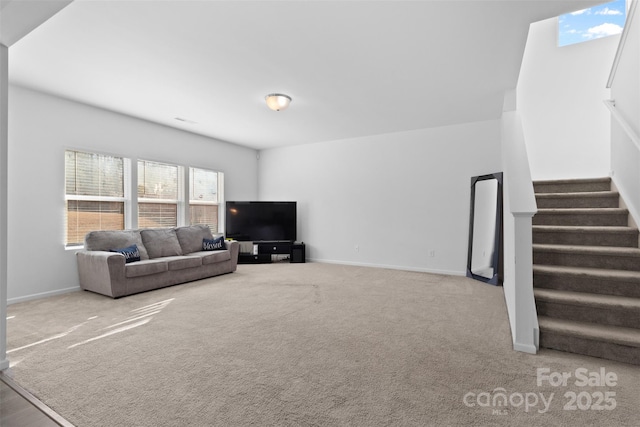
[237,241,305,264]
[258,241,293,256]
[238,253,272,264]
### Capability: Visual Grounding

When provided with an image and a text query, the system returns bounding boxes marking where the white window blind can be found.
[189,167,220,232]
[65,150,126,246]
[138,160,179,228]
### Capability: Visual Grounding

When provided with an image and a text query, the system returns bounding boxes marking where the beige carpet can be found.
[5,263,640,426]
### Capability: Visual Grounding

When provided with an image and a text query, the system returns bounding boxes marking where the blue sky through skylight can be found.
[558,0,626,47]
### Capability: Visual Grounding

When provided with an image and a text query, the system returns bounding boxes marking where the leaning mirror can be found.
[467,172,503,285]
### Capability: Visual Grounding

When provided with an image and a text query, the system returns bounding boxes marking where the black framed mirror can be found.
[467,172,503,285]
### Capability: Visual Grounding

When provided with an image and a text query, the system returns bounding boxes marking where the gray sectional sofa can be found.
[76,224,239,298]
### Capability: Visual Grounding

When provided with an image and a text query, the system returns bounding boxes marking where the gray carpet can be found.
[5,263,640,426]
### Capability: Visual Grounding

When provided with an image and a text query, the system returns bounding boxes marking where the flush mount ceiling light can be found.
[265,93,292,111]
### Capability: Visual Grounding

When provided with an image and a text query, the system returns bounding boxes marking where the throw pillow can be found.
[175,224,214,254]
[110,244,141,263]
[203,236,226,251]
[85,230,150,260]
[140,228,183,259]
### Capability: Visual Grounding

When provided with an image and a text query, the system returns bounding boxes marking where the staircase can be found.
[532,177,640,365]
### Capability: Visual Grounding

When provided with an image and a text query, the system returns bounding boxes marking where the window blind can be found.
[138,160,179,227]
[189,167,219,232]
[64,150,125,246]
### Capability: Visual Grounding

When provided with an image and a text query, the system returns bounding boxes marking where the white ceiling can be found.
[7,0,603,150]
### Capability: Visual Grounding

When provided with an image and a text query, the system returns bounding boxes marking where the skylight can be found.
[558,0,626,47]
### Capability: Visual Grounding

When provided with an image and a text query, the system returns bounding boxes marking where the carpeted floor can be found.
[5,263,640,426]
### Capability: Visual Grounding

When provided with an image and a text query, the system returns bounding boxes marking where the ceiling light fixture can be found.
[265,93,292,111]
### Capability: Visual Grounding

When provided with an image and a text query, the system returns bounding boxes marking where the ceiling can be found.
[7,0,603,150]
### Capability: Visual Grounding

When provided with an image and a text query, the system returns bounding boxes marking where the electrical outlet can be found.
[429,250,435,257]
[355,245,360,252]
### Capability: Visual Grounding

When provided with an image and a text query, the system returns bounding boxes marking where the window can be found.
[138,160,180,228]
[65,152,223,246]
[189,167,220,232]
[65,150,126,246]
[558,0,626,47]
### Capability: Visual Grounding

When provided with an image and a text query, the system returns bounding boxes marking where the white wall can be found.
[7,85,258,303]
[518,17,619,180]
[258,120,502,275]
[610,0,640,228]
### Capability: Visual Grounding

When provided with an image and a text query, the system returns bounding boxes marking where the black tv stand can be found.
[238,253,272,264]
[237,241,305,264]
[258,241,293,256]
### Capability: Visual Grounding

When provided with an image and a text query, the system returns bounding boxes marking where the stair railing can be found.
[603,99,640,152]
[607,0,639,89]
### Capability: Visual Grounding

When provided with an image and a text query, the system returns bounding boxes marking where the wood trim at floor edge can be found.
[0,370,75,427]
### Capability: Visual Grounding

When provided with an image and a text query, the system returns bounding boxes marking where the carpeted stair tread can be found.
[535,191,619,208]
[533,177,611,194]
[535,190,618,198]
[533,208,629,226]
[533,177,611,186]
[534,264,640,283]
[538,316,640,348]
[534,265,640,297]
[536,208,628,215]
[534,288,640,310]
[533,244,640,271]
[533,243,640,256]
[532,225,639,247]
[533,225,637,233]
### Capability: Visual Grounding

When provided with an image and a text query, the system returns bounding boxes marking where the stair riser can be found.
[532,231,638,247]
[535,196,618,209]
[539,331,639,365]
[536,300,640,328]
[533,251,640,272]
[534,272,640,298]
[534,182,611,194]
[533,213,628,226]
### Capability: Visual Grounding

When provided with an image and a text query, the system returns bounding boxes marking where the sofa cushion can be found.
[190,250,232,265]
[125,259,168,278]
[175,224,214,254]
[140,228,183,259]
[110,244,141,263]
[203,235,225,251]
[85,230,149,260]
[164,256,202,271]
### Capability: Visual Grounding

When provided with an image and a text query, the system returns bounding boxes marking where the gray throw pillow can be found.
[84,230,149,260]
[175,224,214,254]
[140,228,183,259]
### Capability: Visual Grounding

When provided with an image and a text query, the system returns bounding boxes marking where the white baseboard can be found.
[8,286,81,305]
[513,341,537,354]
[308,258,465,277]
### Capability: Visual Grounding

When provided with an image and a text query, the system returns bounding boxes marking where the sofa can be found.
[76,224,239,298]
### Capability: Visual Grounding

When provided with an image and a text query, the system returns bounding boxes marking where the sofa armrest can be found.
[76,250,126,297]
[225,240,240,270]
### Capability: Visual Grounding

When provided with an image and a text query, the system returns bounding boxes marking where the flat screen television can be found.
[225,201,296,242]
